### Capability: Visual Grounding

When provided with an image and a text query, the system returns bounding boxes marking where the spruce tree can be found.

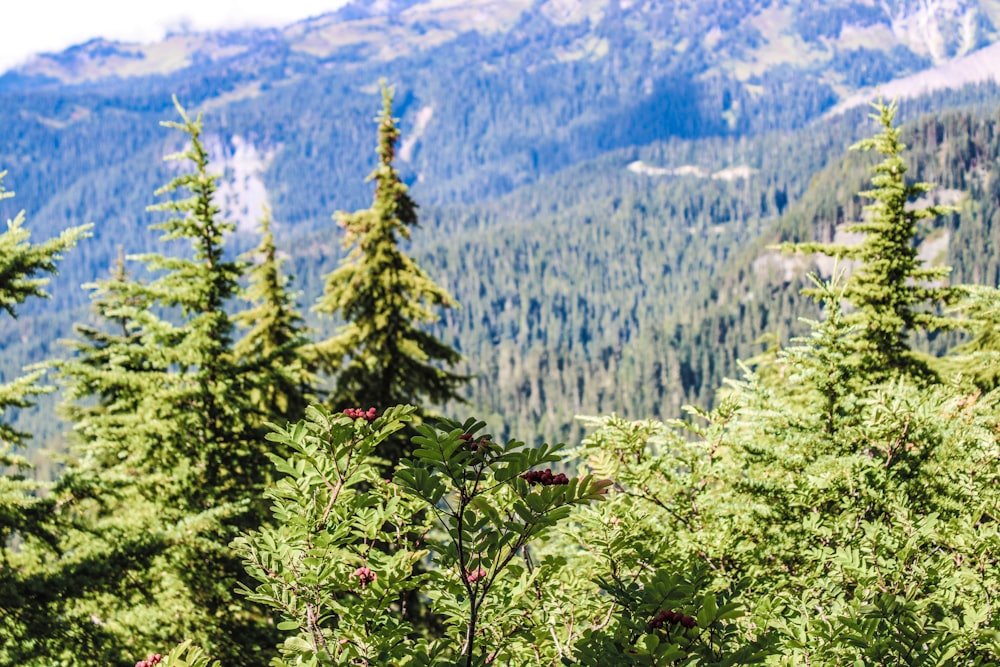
[0,173,91,465]
[0,171,91,664]
[58,247,153,469]
[122,97,271,508]
[314,83,467,461]
[0,170,91,503]
[779,100,959,381]
[233,208,315,424]
[51,100,279,665]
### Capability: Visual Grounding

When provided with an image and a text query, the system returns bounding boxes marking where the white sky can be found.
[0,1,349,73]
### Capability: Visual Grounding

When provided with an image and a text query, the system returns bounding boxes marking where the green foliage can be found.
[41,99,287,665]
[161,641,220,667]
[236,404,611,666]
[8,47,1000,667]
[710,274,1000,663]
[232,404,776,666]
[234,208,316,423]
[0,173,91,319]
[777,100,962,381]
[313,83,467,461]
[0,170,90,664]
[0,171,90,451]
[945,284,1000,390]
[235,404,428,666]
[396,417,610,665]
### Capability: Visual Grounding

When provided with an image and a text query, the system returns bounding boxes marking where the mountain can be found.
[4,0,1000,449]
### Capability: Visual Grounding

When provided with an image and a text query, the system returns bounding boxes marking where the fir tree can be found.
[51,100,279,665]
[778,100,959,381]
[58,247,153,470]
[0,171,91,664]
[233,208,316,424]
[314,83,467,461]
[0,169,90,536]
[123,96,270,508]
[774,272,865,438]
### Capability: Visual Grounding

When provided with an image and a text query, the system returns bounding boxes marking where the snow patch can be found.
[627,160,757,180]
[539,0,607,26]
[829,41,1000,115]
[712,165,757,181]
[207,135,276,234]
[880,0,980,62]
[399,105,434,162]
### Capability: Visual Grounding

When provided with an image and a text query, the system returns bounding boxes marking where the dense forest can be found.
[4,85,1000,665]
[7,0,1000,450]
[9,81,1000,450]
[6,0,1000,663]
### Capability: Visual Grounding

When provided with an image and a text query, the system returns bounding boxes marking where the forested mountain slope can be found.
[408,87,1000,441]
[5,0,1000,448]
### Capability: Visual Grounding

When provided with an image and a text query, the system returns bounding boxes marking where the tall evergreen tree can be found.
[314,83,467,461]
[120,97,272,508]
[233,208,315,424]
[0,171,91,664]
[50,100,279,666]
[779,100,960,381]
[58,247,152,469]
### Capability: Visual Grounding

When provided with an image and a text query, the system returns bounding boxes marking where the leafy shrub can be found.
[228,404,769,666]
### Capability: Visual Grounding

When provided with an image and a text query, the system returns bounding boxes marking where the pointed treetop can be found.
[776,98,960,381]
[377,81,400,168]
[313,83,467,463]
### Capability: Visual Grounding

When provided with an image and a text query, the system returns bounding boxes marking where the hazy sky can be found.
[0,1,349,73]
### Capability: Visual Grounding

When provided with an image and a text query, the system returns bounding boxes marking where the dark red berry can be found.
[464,567,487,583]
[343,408,378,422]
[520,469,571,486]
[352,566,377,587]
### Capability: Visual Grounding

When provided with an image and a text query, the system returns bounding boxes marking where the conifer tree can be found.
[51,100,279,665]
[233,208,315,424]
[0,169,90,528]
[58,247,153,467]
[314,83,467,460]
[0,171,91,663]
[779,100,959,381]
[945,284,1000,390]
[121,97,271,508]
[0,174,91,465]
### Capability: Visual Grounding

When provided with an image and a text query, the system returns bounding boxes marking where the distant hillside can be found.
[831,39,1000,114]
[5,0,1000,450]
[5,0,1000,226]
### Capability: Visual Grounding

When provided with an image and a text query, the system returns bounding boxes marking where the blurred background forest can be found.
[5,0,1000,462]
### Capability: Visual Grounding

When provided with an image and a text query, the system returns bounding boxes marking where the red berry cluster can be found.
[135,655,162,667]
[464,567,487,584]
[352,566,377,587]
[520,469,569,486]
[458,433,492,453]
[648,609,697,630]
[343,407,378,421]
